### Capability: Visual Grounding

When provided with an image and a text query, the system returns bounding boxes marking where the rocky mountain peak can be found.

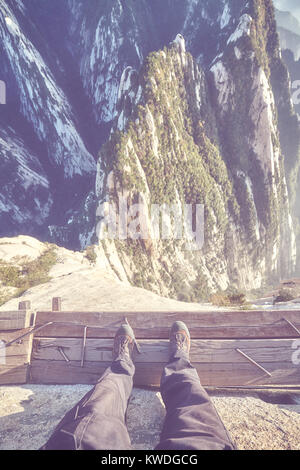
[0,0,300,298]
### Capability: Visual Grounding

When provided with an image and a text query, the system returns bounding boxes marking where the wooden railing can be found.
[1,298,300,388]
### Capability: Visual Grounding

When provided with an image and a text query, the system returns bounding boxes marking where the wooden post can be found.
[52,297,62,312]
[19,300,31,310]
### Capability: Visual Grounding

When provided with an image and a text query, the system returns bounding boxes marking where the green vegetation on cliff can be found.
[0,246,57,306]
[97,4,296,298]
[100,45,237,239]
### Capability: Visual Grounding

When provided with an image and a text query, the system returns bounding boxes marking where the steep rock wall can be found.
[94,28,296,299]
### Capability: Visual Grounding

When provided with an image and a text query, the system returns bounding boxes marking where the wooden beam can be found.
[0,328,34,385]
[30,337,300,387]
[19,301,31,311]
[52,297,61,312]
[0,311,34,330]
[32,337,299,364]
[0,329,34,359]
[33,310,300,339]
[0,364,29,385]
[29,359,300,387]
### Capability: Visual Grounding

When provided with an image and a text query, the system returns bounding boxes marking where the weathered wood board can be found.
[30,360,300,387]
[32,337,299,363]
[0,364,30,384]
[0,328,34,384]
[30,337,300,387]
[1,308,300,387]
[0,310,34,331]
[33,310,300,339]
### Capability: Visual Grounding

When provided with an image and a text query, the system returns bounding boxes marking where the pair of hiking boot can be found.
[113,321,190,362]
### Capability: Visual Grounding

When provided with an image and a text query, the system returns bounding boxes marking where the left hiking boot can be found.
[113,323,136,362]
[169,321,191,359]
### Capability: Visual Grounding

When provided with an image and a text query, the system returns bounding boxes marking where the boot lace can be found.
[115,335,132,356]
[173,332,188,351]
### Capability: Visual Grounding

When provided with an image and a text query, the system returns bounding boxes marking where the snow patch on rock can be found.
[210,60,234,112]
[249,68,278,175]
[220,3,231,29]
[0,3,95,178]
[227,14,252,44]
[0,127,53,229]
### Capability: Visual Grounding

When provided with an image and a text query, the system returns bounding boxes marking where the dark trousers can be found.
[42,353,235,450]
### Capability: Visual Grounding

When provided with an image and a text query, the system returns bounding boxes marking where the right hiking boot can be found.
[169,321,191,359]
[113,323,136,362]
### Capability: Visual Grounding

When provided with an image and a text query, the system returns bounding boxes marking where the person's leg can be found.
[41,324,136,450]
[156,322,235,451]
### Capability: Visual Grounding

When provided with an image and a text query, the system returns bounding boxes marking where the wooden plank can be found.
[30,360,108,385]
[52,297,61,312]
[29,360,300,387]
[0,329,34,358]
[32,337,300,364]
[0,356,31,366]
[19,301,31,311]
[0,328,34,384]
[33,310,300,339]
[0,310,34,330]
[0,364,28,384]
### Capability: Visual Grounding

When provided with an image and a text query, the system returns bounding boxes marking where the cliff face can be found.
[0,125,52,234]
[275,9,300,61]
[273,2,300,273]
[0,0,97,240]
[0,0,299,297]
[93,2,297,299]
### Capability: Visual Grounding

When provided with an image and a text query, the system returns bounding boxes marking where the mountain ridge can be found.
[90,25,297,298]
[0,0,300,298]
